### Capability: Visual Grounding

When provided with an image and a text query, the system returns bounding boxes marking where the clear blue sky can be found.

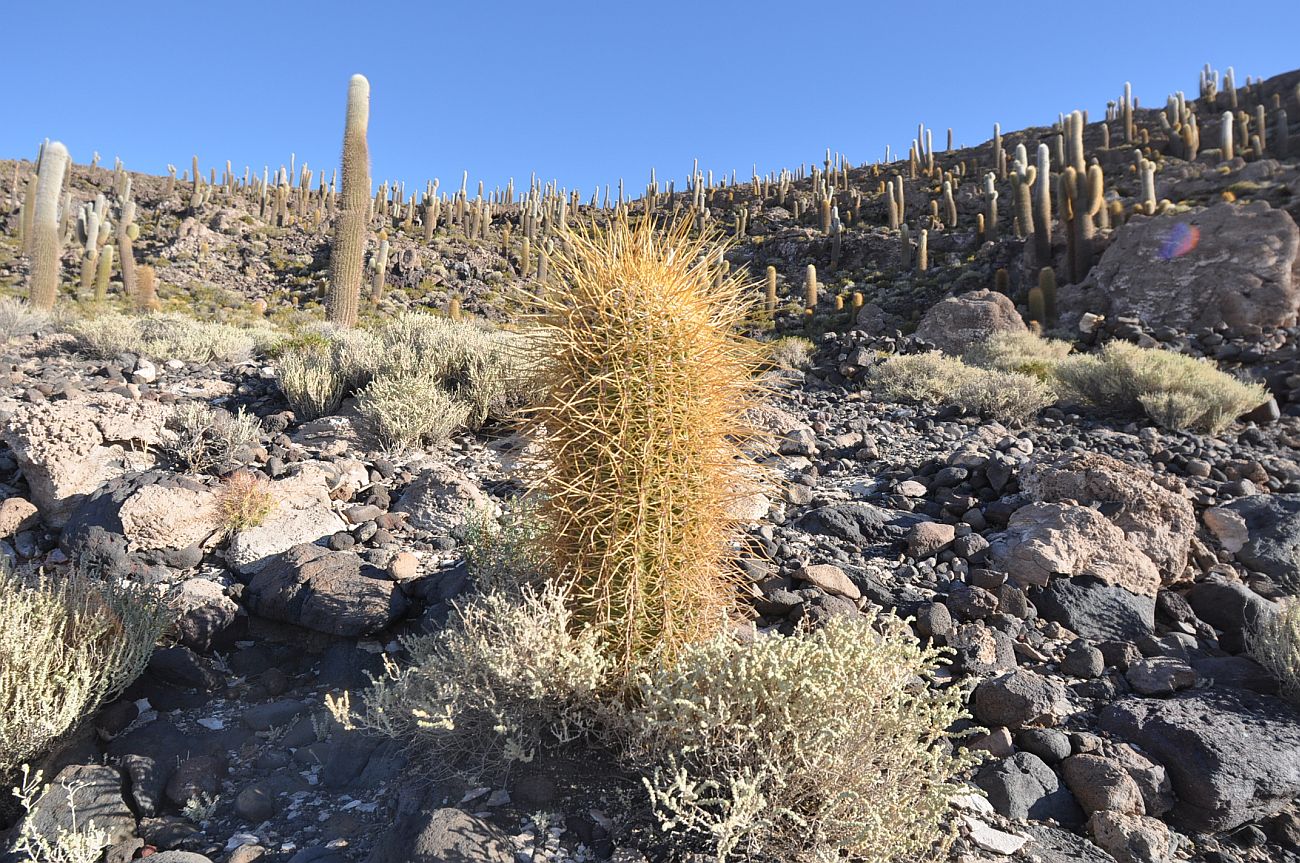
[5,1,1299,197]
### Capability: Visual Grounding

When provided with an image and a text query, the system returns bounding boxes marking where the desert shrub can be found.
[217,469,275,533]
[328,584,612,775]
[871,352,1053,423]
[0,298,51,342]
[766,336,814,370]
[355,372,472,450]
[964,331,1074,381]
[623,614,979,863]
[1054,341,1268,433]
[527,217,765,672]
[1249,600,1300,707]
[277,339,351,420]
[0,566,171,777]
[164,402,262,473]
[461,501,550,593]
[69,312,258,363]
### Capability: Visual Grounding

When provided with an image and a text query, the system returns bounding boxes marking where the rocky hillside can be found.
[1,64,1300,863]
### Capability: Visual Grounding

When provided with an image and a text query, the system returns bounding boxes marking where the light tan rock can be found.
[0,497,38,536]
[914,289,1027,355]
[119,483,220,550]
[1088,811,1175,863]
[796,563,861,600]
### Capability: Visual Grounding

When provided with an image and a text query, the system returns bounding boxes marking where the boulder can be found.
[172,577,239,652]
[245,543,408,636]
[226,464,347,575]
[973,751,1084,826]
[1032,576,1155,642]
[1061,754,1146,816]
[1223,493,1300,593]
[1022,452,1195,583]
[1087,811,1175,863]
[993,503,1160,597]
[972,669,1071,730]
[119,481,219,550]
[392,464,496,536]
[1062,201,1300,334]
[1099,688,1300,830]
[914,289,1027,356]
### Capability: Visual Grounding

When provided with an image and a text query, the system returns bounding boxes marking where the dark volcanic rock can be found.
[1031,576,1155,642]
[245,543,408,636]
[1225,493,1300,593]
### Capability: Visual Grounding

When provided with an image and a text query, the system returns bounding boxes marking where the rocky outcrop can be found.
[914,289,1027,355]
[1063,201,1300,334]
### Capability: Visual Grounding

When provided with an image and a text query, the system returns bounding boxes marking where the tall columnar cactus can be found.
[983,173,998,239]
[369,232,390,302]
[327,74,372,328]
[1010,145,1036,241]
[941,181,957,228]
[804,264,818,312]
[94,242,114,302]
[1065,111,1086,176]
[917,228,928,272]
[1122,82,1134,143]
[1032,144,1053,268]
[1060,164,1104,284]
[765,265,777,315]
[1220,111,1235,161]
[28,142,70,311]
[1137,154,1157,216]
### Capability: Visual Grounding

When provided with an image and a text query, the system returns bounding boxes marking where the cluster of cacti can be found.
[76,194,112,296]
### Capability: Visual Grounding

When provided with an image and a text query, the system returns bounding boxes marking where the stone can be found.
[948,622,1017,676]
[119,482,220,550]
[392,464,497,535]
[973,751,1084,826]
[388,551,419,581]
[1021,825,1119,863]
[994,502,1160,597]
[1186,574,1276,634]
[914,289,1027,356]
[908,521,956,558]
[1125,657,1198,696]
[1017,728,1072,764]
[1223,494,1300,593]
[105,720,191,816]
[367,805,513,863]
[245,543,408,636]
[1099,688,1300,830]
[13,764,136,850]
[165,755,223,807]
[1063,201,1300,335]
[961,816,1029,855]
[172,577,238,653]
[1087,811,1176,863]
[1061,642,1106,679]
[1189,655,1278,694]
[1022,452,1195,584]
[242,700,310,731]
[1061,755,1146,816]
[0,496,38,536]
[795,563,861,600]
[972,668,1070,730]
[1203,507,1250,555]
[226,466,348,575]
[778,426,817,456]
[1033,576,1156,642]
[796,502,929,552]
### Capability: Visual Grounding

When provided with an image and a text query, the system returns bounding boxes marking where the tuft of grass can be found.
[871,351,1053,423]
[525,216,767,673]
[1249,600,1300,707]
[1054,341,1268,433]
[0,297,51,342]
[765,336,815,370]
[0,565,171,777]
[216,470,275,533]
[624,614,981,863]
[68,312,260,363]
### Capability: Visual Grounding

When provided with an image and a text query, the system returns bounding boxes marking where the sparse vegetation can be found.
[964,331,1074,381]
[217,469,276,533]
[871,351,1054,422]
[0,566,171,777]
[164,402,262,473]
[1249,600,1300,707]
[766,335,815,370]
[68,312,271,363]
[0,297,51,342]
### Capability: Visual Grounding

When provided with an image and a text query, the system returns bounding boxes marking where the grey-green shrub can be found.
[356,373,472,450]
[871,351,1053,422]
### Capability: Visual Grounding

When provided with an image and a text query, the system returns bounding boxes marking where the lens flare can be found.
[1158,222,1200,261]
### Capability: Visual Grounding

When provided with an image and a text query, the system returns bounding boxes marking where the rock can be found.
[948,622,1017,676]
[1022,452,1195,583]
[961,816,1029,855]
[1108,743,1175,818]
[1022,825,1119,863]
[1033,576,1156,642]
[1125,657,1197,696]
[1189,655,1278,694]
[1203,507,1250,554]
[972,668,1070,730]
[105,720,191,816]
[914,289,1027,356]
[119,482,220,550]
[1062,642,1106,679]
[1186,574,1276,634]
[1061,755,1146,816]
[796,502,928,551]
[1017,728,1072,764]
[172,578,238,653]
[1223,494,1300,593]
[392,464,496,536]
[12,764,136,850]
[993,502,1161,597]
[974,752,1084,826]
[242,700,310,731]
[778,427,817,456]
[226,465,348,575]
[245,543,408,636]
[367,806,514,863]
[795,563,861,600]
[165,755,223,807]
[143,854,214,863]
[908,521,956,558]
[1064,201,1300,334]
[388,551,419,581]
[0,496,38,536]
[1087,811,1175,863]
[1099,688,1300,830]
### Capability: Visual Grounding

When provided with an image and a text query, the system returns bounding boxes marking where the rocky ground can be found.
[3,66,1300,863]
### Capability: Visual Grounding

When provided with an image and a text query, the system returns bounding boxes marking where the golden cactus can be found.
[525,216,766,673]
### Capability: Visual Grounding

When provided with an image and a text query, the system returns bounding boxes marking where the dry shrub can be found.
[964,331,1074,381]
[0,297,51,342]
[1054,341,1268,433]
[871,351,1053,423]
[0,566,171,776]
[164,402,262,473]
[217,469,275,533]
[527,216,766,672]
[356,373,472,450]
[329,584,612,776]
[766,336,815,370]
[69,312,256,363]
[1249,600,1300,707]
[624,614,980,863]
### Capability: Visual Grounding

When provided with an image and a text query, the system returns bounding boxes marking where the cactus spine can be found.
[327,74,372,328]
[28,142,70,311]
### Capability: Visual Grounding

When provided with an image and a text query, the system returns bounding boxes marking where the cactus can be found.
[327,74,372,328]
[983,172,998,239]
[28,142,70,311]
[1010,145,1036,242]
[448,295,462,321]
[116,195,138,298]
[369,232,390,303]
[1027,285,1046,325]
[941,181,956,228]
[94,242,114,302]
[1060,164,1104,284]
[1032,144,1053,268]
[765,265,777,315]
[917,228,928,272]
[1220,110,1235,161]
[1137,154,1157,215]
[1065,110,1086,175]
[994,268,1009,294]
[804,264,818,311]
[135,264,160,312]
[526,216,763,672]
